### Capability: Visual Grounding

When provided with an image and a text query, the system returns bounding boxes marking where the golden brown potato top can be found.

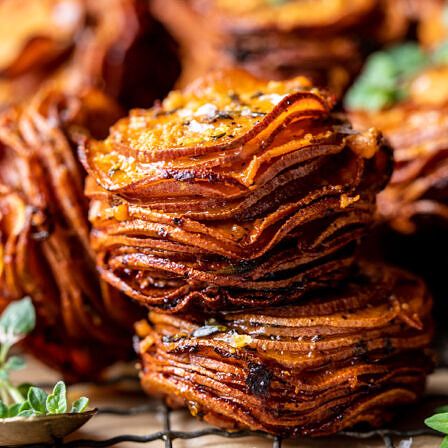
[192,0,376,32]
[0,0,83,75]
[100,70,317,151]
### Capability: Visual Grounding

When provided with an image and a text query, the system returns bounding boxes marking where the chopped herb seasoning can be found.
[212,132,227,140]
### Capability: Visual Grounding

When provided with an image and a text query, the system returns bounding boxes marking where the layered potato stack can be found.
[138,263,433,436]
[0,82,140,378]
[80,70,391,312]
[82,70,434,435]
[0,0,180,110]
[151,0,412,95]
[350,66,448,233]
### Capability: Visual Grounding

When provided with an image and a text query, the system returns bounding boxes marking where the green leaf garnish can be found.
[0,297,35,346]
[7,403,20,418]
[345,41,448,112]
[27,387,47,415]
[4,356,26,372]
[17,383,32,398]
[425,412,448,434]
[17,400,31,414]
[345,83,397,112]
[0,401,7,418]
[46,381,67,414]
[71,397,89,413]
[388,42,429,78]
[425,411,448,447]
[0,299,91,418]
[359,52,398,89]
[17,410,35,418]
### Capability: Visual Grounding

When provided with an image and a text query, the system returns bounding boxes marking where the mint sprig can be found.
[345,41,448,112]
[0,298,90,418]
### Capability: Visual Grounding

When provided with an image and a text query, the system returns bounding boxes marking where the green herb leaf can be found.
[17,383,32,398]
[425,412,448,434]
[442,436,448,448]
[17,409,35,418]
[27,387,47,415]
[7,403,20,418]
[360,52,398,89]
[70,397,89,413]
[388,42,429,78]
[0,401,7,418]
[4,356,26,372]
[0,297,35,344]
[345,83,398,112]
[17,400,31,413]
[345,42,431,112]
[46,381,67,414]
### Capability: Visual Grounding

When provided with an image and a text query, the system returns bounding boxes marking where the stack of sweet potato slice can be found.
[137,263,433,436]
[80,70,391,312]
[81,69,434,435]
